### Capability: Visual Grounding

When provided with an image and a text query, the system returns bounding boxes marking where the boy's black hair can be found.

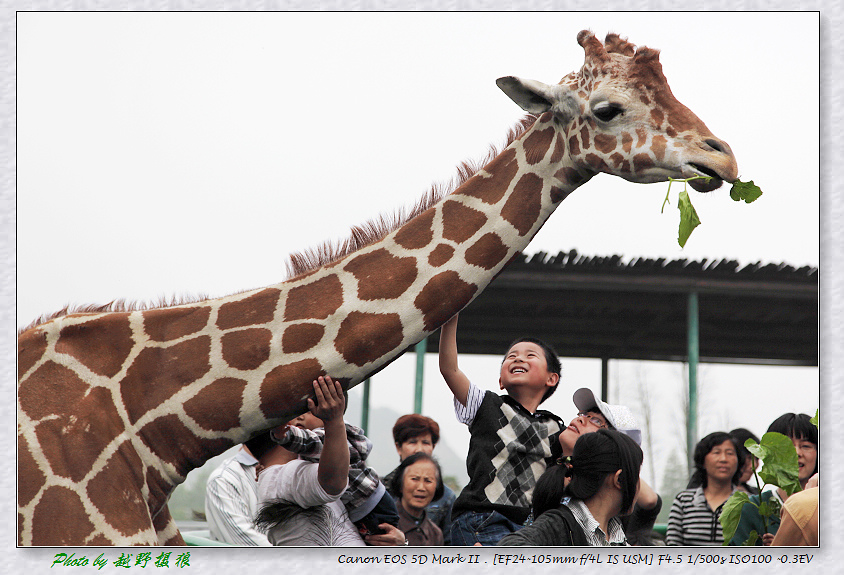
[767,412,818,476]
[505,337,562,404]
[687,431,745,489]
[387,451,445,502]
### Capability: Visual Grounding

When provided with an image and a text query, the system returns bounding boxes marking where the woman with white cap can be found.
[498,428,644,546]
[516,388,661,544]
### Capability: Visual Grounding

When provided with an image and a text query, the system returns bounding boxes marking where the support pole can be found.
[601,357,609,403]
[361,378,371,435]
[414,338,427,414]
[687,291,699,473]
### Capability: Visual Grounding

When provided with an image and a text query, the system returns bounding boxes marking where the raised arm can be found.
[438,314,472,406]
[308,376,349,496]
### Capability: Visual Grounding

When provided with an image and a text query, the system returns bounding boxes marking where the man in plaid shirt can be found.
[271,376,399,539]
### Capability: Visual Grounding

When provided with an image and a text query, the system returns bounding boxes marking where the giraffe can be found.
[17,31,738,546]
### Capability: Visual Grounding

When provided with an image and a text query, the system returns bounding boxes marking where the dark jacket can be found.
[497,504,589,546]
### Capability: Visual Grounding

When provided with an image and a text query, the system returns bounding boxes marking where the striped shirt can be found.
[666,486,736,546]
[565,498,628,546]
[204,448,271,546]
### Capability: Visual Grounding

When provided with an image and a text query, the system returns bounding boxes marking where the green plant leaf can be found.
[719,490,751,545]
[756,432,801,496]
[729,179,763,203]
[677,190,701,247]
[742,530,760,546]
[811,408,818,428]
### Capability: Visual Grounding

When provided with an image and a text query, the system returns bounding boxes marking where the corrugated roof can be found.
[421,250,818,366]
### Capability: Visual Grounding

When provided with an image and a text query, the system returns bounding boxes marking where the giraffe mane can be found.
[283,115,538,279]
[19,294,211,333]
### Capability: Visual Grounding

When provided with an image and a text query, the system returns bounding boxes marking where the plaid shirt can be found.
[274,422,380,514]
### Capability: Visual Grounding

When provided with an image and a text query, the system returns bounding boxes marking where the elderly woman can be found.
[498,429,644,546]
[388,452,444,546]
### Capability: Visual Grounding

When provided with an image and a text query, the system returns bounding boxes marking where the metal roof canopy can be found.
[421,250,819,367]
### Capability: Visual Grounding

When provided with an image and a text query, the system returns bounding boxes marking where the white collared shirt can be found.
[565,497,628,546]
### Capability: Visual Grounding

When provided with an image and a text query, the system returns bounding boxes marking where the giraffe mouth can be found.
[687,163,724,193]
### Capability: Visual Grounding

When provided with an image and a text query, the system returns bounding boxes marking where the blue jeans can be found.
[450,510,523,546]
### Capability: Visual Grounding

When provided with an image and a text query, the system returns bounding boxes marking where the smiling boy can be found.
[438,314,564,546]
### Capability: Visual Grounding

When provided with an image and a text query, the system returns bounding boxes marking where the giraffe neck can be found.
[252,112,588,414]
[16,113,587,546]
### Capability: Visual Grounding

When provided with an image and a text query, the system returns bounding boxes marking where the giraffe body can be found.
[17,31,737,545]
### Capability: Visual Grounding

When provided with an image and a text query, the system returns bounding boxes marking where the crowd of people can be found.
[203,313,818,548]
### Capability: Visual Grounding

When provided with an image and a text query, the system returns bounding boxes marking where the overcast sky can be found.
[11,9,831,567]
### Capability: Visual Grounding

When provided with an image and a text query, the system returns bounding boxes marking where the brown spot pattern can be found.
[650,107,664,126]
[284,276,343,322]
[19,361,88,421]
[31,486,96,546]
[568,135,580,156]
[594,134,618,154]
[636,128,648,148]
[621,131,633,153]
[501,173,543,236]
[139,414,233,478]
[442,201,488,244]
[556,167,586,186]
[121,336,212,425]
[335,311,404,367]
[523,126,555,165]
[56,314,134,378]
[457,148,517,205]
[17,328,47,379]
[184,377,247,431]
[465,233,509,270]
[414,271,478,332]
[36,386,125,483]
[651,135,667,161]
[428,243,455,267]
[260,358,324,419]
[585,153,610,172]
[87,440,149,537]
[344,248,418,300]
[633,153,655,173]
[550,134,566,163]
[609,152,625,169]
[17,434,45,506]
[394,208,435,250]
[579,126,591,150]
[143,306,212,342]
[282,323,325,354]
[221,328,272,370]
[217,288,281,330]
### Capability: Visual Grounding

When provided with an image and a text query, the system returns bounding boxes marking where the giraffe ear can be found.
[496,76,560,114]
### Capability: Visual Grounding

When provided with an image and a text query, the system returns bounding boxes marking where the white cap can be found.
[572,388,642,445]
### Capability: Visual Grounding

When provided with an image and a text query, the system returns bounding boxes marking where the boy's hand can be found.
[308,376,345,423]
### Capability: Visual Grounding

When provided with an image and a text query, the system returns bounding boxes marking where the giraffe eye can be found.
[593,103,624,122]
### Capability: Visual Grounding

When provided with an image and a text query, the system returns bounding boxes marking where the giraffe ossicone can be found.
[17,30,738,546]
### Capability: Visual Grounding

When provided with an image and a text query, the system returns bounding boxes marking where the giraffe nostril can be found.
[704,139,724,153]
[704,138,733,157]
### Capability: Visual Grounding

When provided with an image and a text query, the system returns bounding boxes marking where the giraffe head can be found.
[497,30,738,193]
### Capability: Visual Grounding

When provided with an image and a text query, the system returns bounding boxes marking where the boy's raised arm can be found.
[438,314,472,407]
[308,376,349,496]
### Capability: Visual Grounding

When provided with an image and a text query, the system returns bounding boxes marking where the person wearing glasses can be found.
[537,388,661,544]
[497,429,644,546]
